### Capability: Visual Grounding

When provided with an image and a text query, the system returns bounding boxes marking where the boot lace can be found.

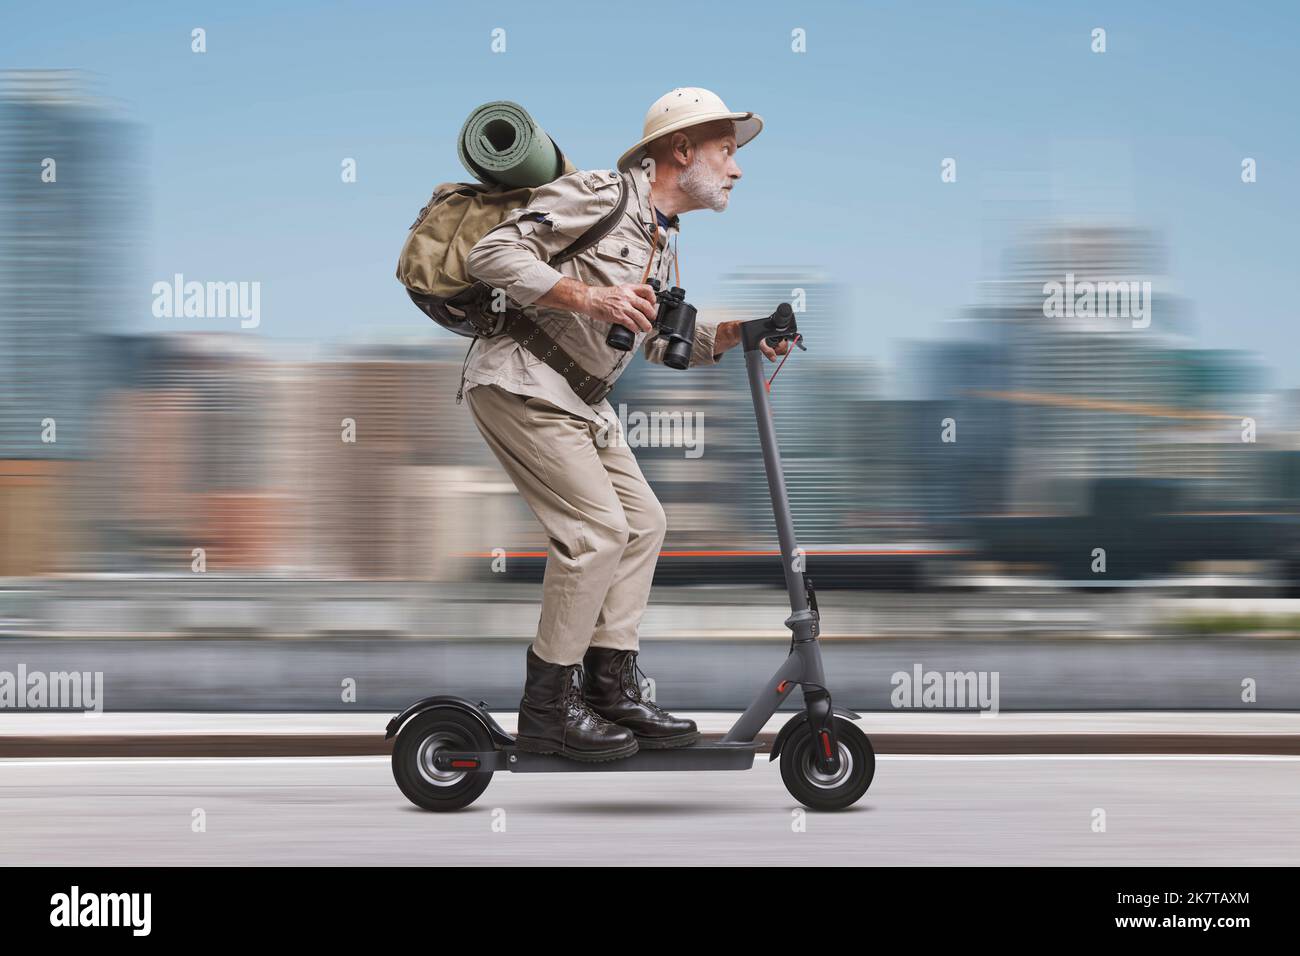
[621,653,672,717]
[562,664,616,727]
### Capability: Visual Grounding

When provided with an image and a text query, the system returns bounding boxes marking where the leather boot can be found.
[515,646,638,762]
[582,647,700,749]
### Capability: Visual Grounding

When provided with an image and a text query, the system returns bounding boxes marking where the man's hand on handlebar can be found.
[715,319,792,361]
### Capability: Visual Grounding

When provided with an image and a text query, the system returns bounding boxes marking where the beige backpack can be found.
[396,168,628,338]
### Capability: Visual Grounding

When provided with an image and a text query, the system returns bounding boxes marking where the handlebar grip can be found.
[765,303,796,347]
[742,302,801,352]
[771,302,794,332]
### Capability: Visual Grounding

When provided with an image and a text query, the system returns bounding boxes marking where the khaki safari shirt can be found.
[462,162,723,425]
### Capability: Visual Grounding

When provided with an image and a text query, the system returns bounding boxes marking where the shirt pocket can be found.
[586,235,652,286]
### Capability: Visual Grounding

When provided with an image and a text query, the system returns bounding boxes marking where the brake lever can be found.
[765,332,807,351]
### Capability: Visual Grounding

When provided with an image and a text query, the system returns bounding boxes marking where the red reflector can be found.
[820,732,832,757]
[451,760,478,768]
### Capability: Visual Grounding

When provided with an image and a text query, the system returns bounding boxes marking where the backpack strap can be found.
[550,175,629,266]
[492,173,629,404]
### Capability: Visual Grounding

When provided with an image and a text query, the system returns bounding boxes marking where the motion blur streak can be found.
[2,72,1298,675]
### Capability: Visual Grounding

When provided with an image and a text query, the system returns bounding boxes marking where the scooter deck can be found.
[499,739,760,773]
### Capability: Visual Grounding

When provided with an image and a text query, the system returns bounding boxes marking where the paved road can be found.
[5,711,1300,757]
[2,755,1297,865]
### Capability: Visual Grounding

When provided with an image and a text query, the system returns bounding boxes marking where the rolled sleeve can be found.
[464,171,618,308]
[464,215,567,307]
[695,320,725,365]
[497,253,566,307]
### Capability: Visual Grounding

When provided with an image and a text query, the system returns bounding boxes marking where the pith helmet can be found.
[617,87,763,171]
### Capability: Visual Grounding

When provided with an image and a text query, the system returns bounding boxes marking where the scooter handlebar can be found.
[741,303,802,353]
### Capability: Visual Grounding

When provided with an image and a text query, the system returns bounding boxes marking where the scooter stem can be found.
[721,306,830,747]
[744,352,811,616]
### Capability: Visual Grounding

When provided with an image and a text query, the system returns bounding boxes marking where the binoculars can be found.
[605,279,697,370]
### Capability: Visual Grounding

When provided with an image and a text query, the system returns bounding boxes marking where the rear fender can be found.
[384,695,515,747]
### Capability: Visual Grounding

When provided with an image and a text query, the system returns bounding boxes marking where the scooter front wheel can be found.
[392,708,494,811]
[779,715,875,811]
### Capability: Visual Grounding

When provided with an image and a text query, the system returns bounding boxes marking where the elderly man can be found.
[462,88,788,761]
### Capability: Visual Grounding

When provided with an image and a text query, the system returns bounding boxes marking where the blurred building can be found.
[610,303,749,549]
[91,334,517,580]
[901,339,1010,519]
[296,339,508,580]
[0,70,143,573]
[843,396,960,538]
[93,334,281,571]
[924,225,1272,516]
[717,268,880,547]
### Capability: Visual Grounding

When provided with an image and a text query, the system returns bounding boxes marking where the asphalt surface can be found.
[4,712,1300,756]
[1,754,1297,865]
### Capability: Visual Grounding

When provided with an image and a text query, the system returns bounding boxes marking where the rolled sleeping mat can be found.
[457,101,572,188]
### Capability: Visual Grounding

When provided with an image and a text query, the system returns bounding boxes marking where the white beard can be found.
[678,155,730,212]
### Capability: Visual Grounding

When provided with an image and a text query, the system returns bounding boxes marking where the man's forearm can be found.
[534,276,591,315]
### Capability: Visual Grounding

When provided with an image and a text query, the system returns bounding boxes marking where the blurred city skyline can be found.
[1,1,1297,383]
[3,55,1299,590]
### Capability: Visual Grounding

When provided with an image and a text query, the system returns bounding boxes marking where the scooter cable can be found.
[765,333,802,392]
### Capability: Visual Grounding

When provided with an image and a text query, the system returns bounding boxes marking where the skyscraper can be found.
[0,71,144,573]
[718,268,871,547]
[930,224,1269,515]
[0,70,143,460]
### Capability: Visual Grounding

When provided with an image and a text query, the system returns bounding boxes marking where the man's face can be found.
[678,128,741,212]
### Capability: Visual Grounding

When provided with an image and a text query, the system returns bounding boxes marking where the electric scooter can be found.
[386,303,875,811]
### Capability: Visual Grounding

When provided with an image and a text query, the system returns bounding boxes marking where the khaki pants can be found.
[465,383,667,665]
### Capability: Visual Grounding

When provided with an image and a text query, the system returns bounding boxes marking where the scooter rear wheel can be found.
[392,708,494,811]
[779,715,874,811]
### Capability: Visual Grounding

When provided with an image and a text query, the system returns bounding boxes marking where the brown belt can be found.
[502,310,614,405]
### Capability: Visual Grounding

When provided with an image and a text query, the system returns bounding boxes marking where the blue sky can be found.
[3,0,1298,382]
